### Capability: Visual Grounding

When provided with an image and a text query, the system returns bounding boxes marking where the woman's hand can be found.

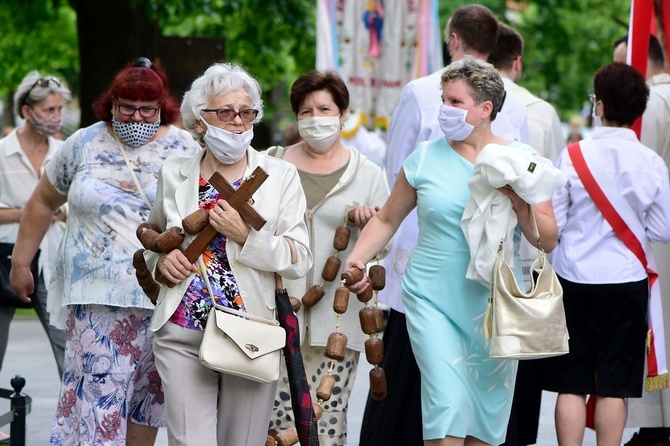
[497,185,531,221]
[351,205,380,229]
[209,200,251,245]
[342,259,370,294]
[157,249,197,284]
[9,264,34,303]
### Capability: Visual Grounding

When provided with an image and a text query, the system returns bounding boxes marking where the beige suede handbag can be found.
[483,206,569,360]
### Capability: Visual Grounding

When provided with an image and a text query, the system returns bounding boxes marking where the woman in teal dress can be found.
[344,58,558,445]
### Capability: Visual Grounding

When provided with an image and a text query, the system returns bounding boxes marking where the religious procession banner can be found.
[317,0,442,130]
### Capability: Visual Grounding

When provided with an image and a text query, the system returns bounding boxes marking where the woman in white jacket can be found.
[267,70,390,445]
[145,62,312,446]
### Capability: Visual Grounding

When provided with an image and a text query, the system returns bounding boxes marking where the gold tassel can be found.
[646,330,652,353]
[483,297,492,339]
[645,373,670,392]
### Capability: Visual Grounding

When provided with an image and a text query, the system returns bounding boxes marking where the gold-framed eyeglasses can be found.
[115,99,160,118]
[22,77,62,106]
[201,108,259,124]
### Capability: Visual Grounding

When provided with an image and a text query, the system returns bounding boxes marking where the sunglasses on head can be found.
[21,77,62,107]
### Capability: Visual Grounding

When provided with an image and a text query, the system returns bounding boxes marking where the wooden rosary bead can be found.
[155,270,175,288]
[135,264,152,280]
[341,265,364,285]
[275,428,298,446]
[139,227,160,252]
[359,307,384,335]
[371,390,387,401]
[347,209,356,224]
[289,296,301,313]
[143,282,160,305]
[182,209,209,234]
[136,269,155,288]
[333,226,351,251]
[356,285,374,303]
[155,227,185,252]
[321,256,342,282]
[326,332,348,360]
[333,286,350,314]
[316,374,336,401]
[301,285,325,308]
[313,402,323,420]
[365,337,384,365]
[136,222,160,241]
[132,249,147,270]
[368,265,386,291]
[369,366,387,394]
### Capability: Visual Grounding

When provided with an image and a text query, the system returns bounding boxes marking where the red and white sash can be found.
[568,141,668,391]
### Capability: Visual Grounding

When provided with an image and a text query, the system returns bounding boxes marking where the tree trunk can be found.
[70,0,159,127]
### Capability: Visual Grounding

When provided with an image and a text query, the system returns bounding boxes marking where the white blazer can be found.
[145,147,313,331]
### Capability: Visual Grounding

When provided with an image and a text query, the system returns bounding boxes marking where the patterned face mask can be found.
[112,116,161,147]
[28,109,62,137]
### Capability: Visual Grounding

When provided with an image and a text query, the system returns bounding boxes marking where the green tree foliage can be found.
[0,0,78,123]
[438,0,630,120]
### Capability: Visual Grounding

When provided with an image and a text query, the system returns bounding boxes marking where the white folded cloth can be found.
[462,143,567,286]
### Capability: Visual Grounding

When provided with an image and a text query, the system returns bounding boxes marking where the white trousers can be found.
[153,321,278,446]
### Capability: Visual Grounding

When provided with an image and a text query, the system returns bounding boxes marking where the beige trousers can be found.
[153,322,278,446]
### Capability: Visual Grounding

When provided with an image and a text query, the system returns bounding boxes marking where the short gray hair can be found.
[440,57,505,121]
[14,70,72,118]
[181,62,264,141]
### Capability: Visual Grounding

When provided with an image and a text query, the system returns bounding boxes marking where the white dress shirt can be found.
[552,126,670,284]
[0,129,64,285]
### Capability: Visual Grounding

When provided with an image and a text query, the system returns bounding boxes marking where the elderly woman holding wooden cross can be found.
[142,62,313,446]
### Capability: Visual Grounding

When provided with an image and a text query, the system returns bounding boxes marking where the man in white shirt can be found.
[359,5,529,446]
[614,34,670,446]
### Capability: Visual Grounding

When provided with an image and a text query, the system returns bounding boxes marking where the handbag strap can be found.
[109,125,153,210]
[499,203,542,253]
[199,256,281,326]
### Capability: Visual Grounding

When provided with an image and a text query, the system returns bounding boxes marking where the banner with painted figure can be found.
[317,0,442,130]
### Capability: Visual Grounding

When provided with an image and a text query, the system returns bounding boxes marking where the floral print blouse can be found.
[169,177,247,330]
[45,122,201,321]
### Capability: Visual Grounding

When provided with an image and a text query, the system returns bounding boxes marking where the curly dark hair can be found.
[289,70,349,116]
[92,57,180,124]
[593,62,648,126]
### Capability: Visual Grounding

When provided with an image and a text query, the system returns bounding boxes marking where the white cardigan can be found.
[145,147,312,331]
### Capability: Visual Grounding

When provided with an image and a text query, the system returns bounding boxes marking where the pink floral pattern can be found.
[51,304,165,445]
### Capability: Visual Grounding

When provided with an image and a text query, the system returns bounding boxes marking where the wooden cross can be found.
[183,166,269,262]
[156,166,268,287]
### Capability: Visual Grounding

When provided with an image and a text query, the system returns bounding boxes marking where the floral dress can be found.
[48,122,200,446]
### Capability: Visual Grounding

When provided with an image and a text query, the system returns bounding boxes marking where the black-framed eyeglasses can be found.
[22,77,62,106]
[115,99,160,118]
[201,108,259,124]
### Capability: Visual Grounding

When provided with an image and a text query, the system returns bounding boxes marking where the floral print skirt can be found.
[50,304,165,445]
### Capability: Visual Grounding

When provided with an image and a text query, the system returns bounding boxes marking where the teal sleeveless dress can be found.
[401,137,523,444]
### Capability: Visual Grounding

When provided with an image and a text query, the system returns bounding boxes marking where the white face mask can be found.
[438,104,481,141]
[112,116,161,147]
[202,119,253,165]
[298,116,341,152]
[591,101,603,128]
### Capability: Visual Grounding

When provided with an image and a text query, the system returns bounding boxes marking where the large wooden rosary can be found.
[269,210,387,446]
